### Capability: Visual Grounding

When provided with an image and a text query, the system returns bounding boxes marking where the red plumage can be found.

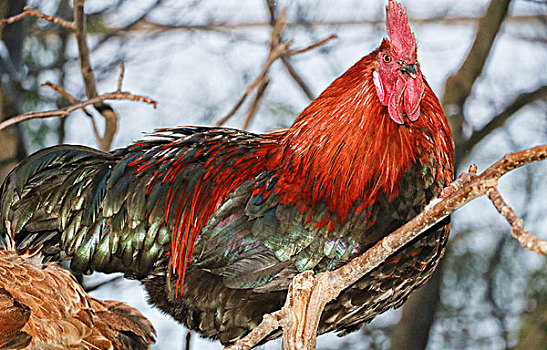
[150,4,453,293]
[2,0,454,344]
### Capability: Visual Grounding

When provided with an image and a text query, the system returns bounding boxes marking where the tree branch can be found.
[0,5,75,29]
[74,0,97,100]
[0,91,157,131]
[124,15,538,33]
[442,0,513,148]
[266,0,315,101]
[486,187,546,254]
[73,0,121,151]
[462,85,547,154]
[226,144,547,350]
[0,2,131,151]
[215,8,336,128]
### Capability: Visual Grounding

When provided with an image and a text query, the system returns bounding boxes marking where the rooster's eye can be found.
[383,54,392,63]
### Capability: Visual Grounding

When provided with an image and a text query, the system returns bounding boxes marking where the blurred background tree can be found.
[0,0,545,349]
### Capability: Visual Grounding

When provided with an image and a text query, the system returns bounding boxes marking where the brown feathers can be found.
[0,248,155,349]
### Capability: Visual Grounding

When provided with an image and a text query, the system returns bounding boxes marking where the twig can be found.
[226,144,547,350]
[280,58,315,100]
[184,330,192,350]
[0,6,75,29]
[284,35,338,56]
[216,8,336,128]
[243,79,270,130]
[462,85,547,154]
[0,91,157,131]
[266,0,315,101]
[42,81,101,141]
[486,187,546,254]
[125,15,538,33]
[0,2,130,151]
[42,82,80,105]
[117,63,125,92]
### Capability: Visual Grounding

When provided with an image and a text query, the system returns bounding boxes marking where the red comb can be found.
[386,0,417,58]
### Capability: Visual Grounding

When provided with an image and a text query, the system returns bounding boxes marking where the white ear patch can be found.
[373,70,385,105]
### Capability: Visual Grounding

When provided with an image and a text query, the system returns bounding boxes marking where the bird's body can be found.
[0,245,156,349]
[0,1,454,345]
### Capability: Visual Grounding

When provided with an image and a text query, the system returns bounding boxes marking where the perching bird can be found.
[0,230,156,349]
[0,0,453,346]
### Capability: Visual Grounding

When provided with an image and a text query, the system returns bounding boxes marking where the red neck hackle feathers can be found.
[153,1,453,296]
[272,45,453,227]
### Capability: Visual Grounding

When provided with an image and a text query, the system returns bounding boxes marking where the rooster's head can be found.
[373,0,425,124]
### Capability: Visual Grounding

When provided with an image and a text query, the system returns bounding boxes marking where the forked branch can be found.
[226,144,547,350]
[0,1,133,151]
[216,9,336,129]
[0,90,157,132]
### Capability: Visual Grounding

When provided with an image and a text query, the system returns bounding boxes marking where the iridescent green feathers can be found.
[0,129,279,284]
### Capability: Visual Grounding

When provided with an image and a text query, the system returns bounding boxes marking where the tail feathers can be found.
[0,144,169,277]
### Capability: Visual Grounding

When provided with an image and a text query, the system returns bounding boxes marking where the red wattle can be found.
[388,78,406,124]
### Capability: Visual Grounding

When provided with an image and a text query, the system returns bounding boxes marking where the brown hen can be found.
[0,243,155,349]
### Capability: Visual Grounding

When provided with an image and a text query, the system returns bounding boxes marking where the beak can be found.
[399,64,417,79]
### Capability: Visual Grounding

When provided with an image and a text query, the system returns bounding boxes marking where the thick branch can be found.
[227,144,547,350]
[72,0,119,151]
[442,0,512,147]
[74,0,97,100]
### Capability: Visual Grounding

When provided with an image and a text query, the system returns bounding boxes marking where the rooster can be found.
[0,0,453,345]
[0,230,156,349]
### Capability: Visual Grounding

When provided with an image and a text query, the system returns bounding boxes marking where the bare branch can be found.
[280,58,315,100]
[42,82,80,105]
[243,79,270,130]
[117,63,125,93]
[125,15,538,33]
[73,0,121,151]
[74,0,97,100]
[226,310,287,350]
[442,0,513,146]
[42,81,100,141]
[284,35,338,56]
[216,8,336,128]
[0,6,75,29]
[0,91,157,131]
[0,1,140,152]
[184,331,192,350]
[227,144,547,350]
[463,85,547,153]
[487,188,546,254]
[265,0,314,101]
